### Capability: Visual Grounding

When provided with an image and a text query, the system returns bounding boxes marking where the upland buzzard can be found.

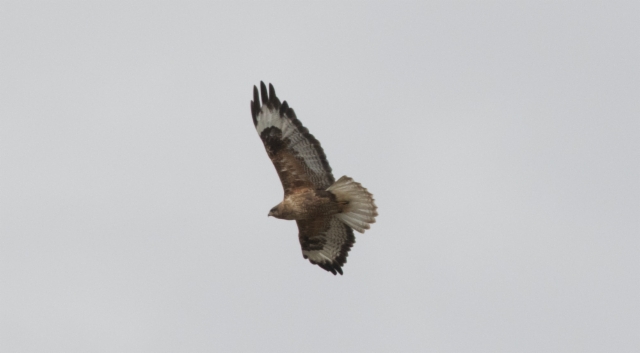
[250,82,378,275]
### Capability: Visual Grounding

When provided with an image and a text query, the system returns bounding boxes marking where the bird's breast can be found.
[282,189,339,220]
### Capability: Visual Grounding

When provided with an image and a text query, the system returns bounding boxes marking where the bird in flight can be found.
[250,82,378,275]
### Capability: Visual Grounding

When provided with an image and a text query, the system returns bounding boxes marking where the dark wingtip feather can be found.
[316,261,343,276]
[253,85,259,105]
[263,83,280,109]
[260,81,269,106]
[251,85,260,125]
[280,101,289,117]
[250,102,256,125]
[269,83,276,102]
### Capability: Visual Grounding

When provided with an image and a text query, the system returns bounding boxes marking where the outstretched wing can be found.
[251,82,334,194]
[296,216,355,275]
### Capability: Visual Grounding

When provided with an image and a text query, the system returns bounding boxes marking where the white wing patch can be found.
[255,106,329,176]
[255,106,294,139]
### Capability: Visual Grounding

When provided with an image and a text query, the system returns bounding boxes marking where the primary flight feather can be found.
[251,82,378,275]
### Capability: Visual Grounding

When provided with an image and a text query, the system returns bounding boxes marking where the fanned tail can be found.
[327,176,378,233]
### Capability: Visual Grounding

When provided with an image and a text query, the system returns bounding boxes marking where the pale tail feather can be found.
[327,176,378,233]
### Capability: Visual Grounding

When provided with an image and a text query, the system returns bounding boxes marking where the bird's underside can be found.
[269,188,342,221]
[251,82,377,275]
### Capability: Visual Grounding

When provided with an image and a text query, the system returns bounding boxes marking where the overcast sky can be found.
[1,2,638,352]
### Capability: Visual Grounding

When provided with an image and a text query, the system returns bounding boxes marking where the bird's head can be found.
[268,205,281,218]
[268,203,289,219]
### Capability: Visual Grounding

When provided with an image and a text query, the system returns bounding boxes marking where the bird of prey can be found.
[250,82,378,275]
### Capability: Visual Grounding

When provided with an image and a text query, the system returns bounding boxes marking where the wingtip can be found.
[269,83,276,101]
[251,85,260,125]
[317,261,343,275]
[279,100,289,117]
[260,81,268,106]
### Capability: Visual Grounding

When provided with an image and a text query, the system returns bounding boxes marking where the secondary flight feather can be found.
[250,82,378,275]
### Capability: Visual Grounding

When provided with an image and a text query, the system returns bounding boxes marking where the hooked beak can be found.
[268,211,273,217]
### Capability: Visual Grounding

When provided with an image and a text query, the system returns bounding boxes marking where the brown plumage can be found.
[251,82,378,275]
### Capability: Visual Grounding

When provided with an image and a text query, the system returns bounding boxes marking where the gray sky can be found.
[1,1,638,352]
